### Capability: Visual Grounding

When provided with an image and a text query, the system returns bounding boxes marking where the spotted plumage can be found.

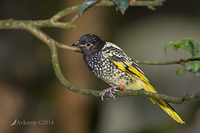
[70,34,185,124]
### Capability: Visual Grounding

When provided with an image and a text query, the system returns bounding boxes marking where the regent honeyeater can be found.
[70,34,185,124]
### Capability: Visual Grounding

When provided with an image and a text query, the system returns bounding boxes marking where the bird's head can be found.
[70,34,105,56]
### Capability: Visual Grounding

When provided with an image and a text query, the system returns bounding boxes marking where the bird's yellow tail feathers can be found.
[145,84,185,124]
[129,76,185,123]
[153,98,185,124]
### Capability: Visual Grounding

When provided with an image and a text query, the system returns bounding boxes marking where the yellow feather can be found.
[146,85,185,124]
[155,99,185,124]
[112,61,126,71]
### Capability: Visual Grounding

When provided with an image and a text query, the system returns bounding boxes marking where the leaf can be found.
[175,67,185,76]
[187,62,199,73]
[165,39,199,56]
[183,39,199,57]
[165,41,182,54]
[112,0,130,14]
[79,0,99,16]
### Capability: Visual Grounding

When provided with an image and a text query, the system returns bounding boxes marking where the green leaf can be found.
[175,67,185,76]
[187,62,199,73]
[165,39,199,56]
[79,0,99,16]
[183,39,199,57]
[112,0,130,14]
[165,41,182,54]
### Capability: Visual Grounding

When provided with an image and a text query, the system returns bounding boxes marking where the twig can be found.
[135,57,200,65]
[113,90,200,104]
[50,5,79,21]
[0,0,166,50]
[131,0,165,7]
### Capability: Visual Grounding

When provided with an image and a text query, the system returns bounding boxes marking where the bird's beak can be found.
[70,41,80,47]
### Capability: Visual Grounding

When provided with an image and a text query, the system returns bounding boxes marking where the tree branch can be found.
[135,57,200,65]
[112,89,200,104]
[0,0,166,52]
[1,0,200,104]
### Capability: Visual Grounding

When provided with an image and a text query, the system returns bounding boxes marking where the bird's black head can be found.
[70,34,105,56]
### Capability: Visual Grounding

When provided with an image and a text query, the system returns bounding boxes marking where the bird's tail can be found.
[146,85,185,124]
[130,79,185,123]
[151,98,185,124]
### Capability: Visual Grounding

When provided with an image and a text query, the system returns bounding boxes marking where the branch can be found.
[0,0,166,28]
[112,89,200,104]
[135,57,200,65]
[130,0,166,10]
[0,0,166,52]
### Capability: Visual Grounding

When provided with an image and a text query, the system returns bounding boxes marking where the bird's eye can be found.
[86,43,91,46]
[83,43,93,49]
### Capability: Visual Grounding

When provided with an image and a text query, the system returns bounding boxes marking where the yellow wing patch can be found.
[112,60,147,82]
[112,59,157,93]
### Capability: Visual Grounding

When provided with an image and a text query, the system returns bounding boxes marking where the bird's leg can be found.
[99,85,124,101]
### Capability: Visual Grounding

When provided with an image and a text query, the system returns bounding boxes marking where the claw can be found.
[99,85,124,101]
[99,88,112,101]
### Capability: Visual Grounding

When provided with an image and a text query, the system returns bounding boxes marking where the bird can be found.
[70,33,185,124]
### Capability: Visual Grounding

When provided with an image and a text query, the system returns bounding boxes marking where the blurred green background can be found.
[0,0,200,133]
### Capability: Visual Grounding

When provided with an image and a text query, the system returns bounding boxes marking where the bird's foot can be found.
[99,85,124,101]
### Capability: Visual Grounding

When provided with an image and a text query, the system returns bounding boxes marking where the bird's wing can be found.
[102,45,156,92]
